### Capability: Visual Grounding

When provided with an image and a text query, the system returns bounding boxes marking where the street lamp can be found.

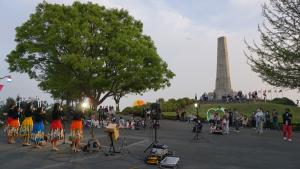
[194,102,200,140]
[194,103,199,120]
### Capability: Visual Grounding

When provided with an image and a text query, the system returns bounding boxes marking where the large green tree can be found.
[7,2,174,109]
[245,0,300,89]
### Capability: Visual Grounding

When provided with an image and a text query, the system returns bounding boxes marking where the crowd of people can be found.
[251,108,293,141]
[3,101,158,152]
[85,115,148,130]
[2,98,295,155]
[4,101,89,152]
[205,108,293,141]
[199,90,270,103]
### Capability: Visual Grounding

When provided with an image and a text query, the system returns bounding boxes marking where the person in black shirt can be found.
[282,108,293,141]
[272,109,279,130]
[49,103,64,151]
[19,102,34,146]
[6,103,20,144]
[265,111,271,130]
[31,107,46,148]
[69,109,84,152]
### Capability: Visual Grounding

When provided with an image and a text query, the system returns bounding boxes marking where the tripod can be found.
[193,120,202,141]
[144,119,159,153]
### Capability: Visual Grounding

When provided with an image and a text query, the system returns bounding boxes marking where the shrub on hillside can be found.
[160,97,195,112]
[271,97,296,106]
[122,106,145,117]
[121,97,195,116]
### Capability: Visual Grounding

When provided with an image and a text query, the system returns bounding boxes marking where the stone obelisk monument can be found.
[214,36,233,100]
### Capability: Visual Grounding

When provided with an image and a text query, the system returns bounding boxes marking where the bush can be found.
[121,97,195,116]
[160,97,195,112]
[122,106,145,117]
[271,97,296,106]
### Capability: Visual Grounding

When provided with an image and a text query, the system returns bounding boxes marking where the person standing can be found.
[31,107,46,148]
[255,109,265,134]
[228,110,233,127]
[233,109,240,132]
[272,109,279,130]
[222,114,229,134]
[49,103,64,151]
[265,111,271,130]
[251,112,256,129]
[6,103,20,144]
[69,109,84,152]
[19,103,34,146]
[282,108,293,141]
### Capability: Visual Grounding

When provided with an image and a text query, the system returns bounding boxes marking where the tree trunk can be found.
[66,99,71,107]
[116,100,120,113]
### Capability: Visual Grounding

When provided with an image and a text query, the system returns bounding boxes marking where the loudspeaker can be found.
[150,103,161,120]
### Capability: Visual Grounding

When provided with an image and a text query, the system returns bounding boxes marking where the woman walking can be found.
[6,103,20,144]
[49,103,64,151]
[19,103,34,146]
[69,109,84,152]
[31,107,46,148]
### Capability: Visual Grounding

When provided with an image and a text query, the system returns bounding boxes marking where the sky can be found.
[0,0,298,109]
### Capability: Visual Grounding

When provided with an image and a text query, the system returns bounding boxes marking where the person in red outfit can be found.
[49,103,64,151]
[282,108,293,142]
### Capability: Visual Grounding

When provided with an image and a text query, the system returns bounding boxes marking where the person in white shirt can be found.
[255,109,265,134]
[119,117,125,128]
[222,114,229,134]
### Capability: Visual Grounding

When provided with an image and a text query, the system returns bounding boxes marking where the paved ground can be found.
[0,120,299,169]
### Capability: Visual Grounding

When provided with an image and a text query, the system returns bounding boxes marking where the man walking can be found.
[282,108,293,142]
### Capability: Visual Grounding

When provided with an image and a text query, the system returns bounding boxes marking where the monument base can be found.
[214,89,234,100]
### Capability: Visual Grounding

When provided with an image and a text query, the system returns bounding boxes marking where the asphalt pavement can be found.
[0,120,299,169]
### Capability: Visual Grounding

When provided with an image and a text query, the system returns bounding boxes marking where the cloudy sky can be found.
[0,0,298,108]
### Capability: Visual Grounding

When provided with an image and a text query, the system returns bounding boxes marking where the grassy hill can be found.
[162,101,300,122]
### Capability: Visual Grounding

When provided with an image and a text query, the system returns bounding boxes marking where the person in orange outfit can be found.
[6,102,20,144]
[69,109,84,152]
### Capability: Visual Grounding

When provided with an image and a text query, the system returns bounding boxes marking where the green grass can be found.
[162,101,300,122]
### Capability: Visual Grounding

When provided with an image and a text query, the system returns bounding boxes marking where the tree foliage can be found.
[7,2,174,109]
[121,97,195,115]
[245,0,300,89]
